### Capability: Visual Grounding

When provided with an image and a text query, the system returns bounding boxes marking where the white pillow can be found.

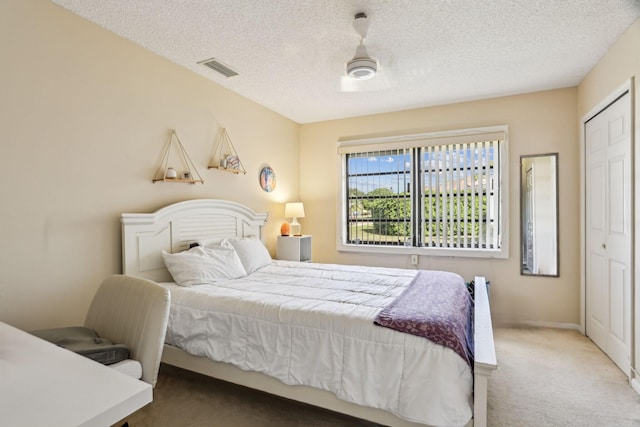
[223,237,272,274]
[162,246,247,287]
[196,237,225,248]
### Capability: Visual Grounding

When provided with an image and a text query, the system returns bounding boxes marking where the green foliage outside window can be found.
[348,190,490,245]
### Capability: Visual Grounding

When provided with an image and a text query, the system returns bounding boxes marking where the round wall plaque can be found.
[259,166,276,192]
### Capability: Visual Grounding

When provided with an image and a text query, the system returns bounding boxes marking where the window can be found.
[338,126,508,258]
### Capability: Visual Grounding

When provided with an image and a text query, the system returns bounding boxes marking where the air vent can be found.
[198,58,239,78]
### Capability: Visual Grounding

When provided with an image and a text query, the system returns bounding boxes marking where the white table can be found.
[0,321,152,427]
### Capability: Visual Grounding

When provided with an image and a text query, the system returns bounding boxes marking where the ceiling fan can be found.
[341,12,395,92]
[346,12,377,80]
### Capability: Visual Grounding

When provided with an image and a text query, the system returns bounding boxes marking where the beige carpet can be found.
[123,328,640,426]
[488,328,640,427]
[123,364,381,427]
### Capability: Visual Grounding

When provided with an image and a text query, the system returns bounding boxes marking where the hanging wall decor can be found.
[152,129,204,184]
[208,128,246,174]
[259,165,276,192]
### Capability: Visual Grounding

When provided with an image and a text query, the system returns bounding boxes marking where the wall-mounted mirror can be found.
[520,153,558,276]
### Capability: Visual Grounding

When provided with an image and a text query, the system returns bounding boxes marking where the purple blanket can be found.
[374,270,473,366]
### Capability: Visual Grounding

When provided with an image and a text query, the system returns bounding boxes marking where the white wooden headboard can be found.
[121,199,268,282]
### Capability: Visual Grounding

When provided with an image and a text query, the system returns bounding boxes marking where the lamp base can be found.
[290,222,301,236]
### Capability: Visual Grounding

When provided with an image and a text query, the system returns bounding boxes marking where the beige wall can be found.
[578,19,640,118]
[0,0,299,330]
[300,88,580,327]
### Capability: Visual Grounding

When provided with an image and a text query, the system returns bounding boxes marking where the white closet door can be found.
[585,91,632,375]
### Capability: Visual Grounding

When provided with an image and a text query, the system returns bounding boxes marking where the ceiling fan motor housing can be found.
[347,56,377,80]
[347,39,377,80]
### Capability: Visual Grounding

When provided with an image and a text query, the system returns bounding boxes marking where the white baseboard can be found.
[631,377,640,395]
[498,320,582,331]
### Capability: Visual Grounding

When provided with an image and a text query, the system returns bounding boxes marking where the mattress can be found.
[162,260,473,427]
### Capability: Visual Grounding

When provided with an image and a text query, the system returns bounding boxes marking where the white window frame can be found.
[336,125,509,258]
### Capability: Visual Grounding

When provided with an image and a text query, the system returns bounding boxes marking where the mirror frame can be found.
[520,153,559,277]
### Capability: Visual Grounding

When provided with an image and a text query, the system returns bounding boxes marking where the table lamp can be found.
[284,202,305,236]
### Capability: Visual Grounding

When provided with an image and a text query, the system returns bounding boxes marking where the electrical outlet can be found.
[410,254,418,265]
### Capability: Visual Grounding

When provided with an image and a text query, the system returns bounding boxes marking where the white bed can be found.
[121,199,497,427]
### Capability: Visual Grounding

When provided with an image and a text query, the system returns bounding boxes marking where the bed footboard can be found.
[162,344,461,427]
[473,276,497,427]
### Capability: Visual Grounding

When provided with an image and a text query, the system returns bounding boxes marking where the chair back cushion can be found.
[84,274,170,387]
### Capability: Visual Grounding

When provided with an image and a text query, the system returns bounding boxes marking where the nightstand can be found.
[277,235,312,262]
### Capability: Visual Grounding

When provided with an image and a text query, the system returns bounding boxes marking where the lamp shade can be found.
[284,202,305,219]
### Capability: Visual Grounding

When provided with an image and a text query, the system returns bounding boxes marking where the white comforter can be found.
[163,261,473,427]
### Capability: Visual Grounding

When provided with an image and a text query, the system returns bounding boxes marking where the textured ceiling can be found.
[51,0,640,124]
